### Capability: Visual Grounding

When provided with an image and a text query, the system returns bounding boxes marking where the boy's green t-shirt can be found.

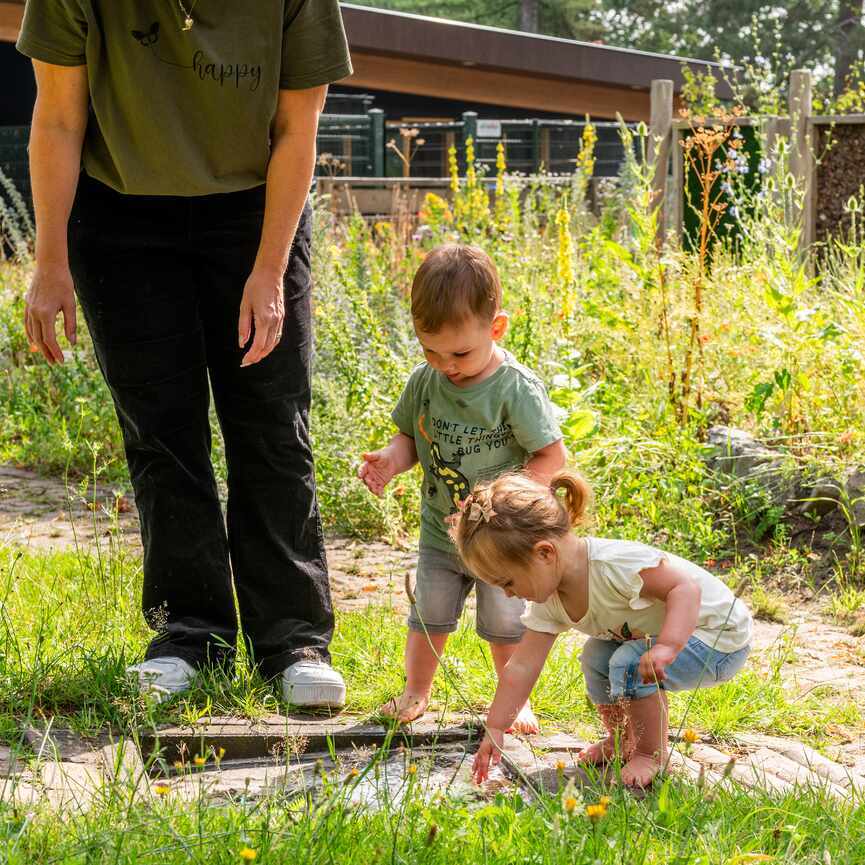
[392,351,562,553]
[16,0,352,196]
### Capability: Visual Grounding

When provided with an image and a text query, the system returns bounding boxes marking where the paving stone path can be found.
[4,716,865,812]
[3,464,865,809]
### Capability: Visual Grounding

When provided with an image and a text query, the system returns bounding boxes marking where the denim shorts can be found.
[407,546,526,644]
[580,635,751,705]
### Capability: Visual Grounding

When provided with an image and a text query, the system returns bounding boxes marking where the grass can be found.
[4,122,865,857]
[3,121,865,578]
[1,542,861,750]
[2,765,864,864]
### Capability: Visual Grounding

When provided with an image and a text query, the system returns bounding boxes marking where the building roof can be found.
[342,5,728,95]
[1,1,733,120]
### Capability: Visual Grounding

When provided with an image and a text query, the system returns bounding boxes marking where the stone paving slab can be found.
[7,718,865,810]
[142,715,479,764]
[734,732,865,790]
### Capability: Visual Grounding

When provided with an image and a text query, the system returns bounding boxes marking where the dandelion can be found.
[598,795,611,807]
[563,796,579,813]
[407,764,418,776]
[586,802,608,821]
[193,755,207,766]
[239,848,257,861]
[683,729,699,744]
[153,784,170,796]
[555,760,566,772]
[173,760,185,770]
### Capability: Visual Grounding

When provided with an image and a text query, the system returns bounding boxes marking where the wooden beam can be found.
[788,69,814,252]
[0,2,24,42]
[650,79,673,243]
[342,52,653,121]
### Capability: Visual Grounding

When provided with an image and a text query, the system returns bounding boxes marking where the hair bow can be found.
[464,495,496,523]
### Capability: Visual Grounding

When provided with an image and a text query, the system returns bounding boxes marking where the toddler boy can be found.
[358,244,566,729]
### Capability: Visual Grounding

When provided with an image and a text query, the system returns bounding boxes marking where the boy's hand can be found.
[472,728,505,783]
[358,450,398,497]
[639,642,678,685]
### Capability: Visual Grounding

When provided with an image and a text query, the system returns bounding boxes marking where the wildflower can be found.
[586,802,608,821]
[238,848,257,861]
[407,764,418,776]
[555,760,566,772]
[347,767,360,779]
[193,755,207,766]
[758,158,772,175]
[215,747,226,764]
[598,795,611,807]
[153,784,170,796]
[563,796,579,813]
[173,760,185,770]
[684,728,699,744]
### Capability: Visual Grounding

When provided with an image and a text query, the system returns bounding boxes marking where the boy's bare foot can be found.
[578,733,634,765]
[379,691,430,724]
[507,703,540,735]
[620,751,663,788]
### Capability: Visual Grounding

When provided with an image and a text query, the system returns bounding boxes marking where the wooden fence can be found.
[650,69,865,250]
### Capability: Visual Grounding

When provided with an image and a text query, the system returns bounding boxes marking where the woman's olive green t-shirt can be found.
[16,0,352,195]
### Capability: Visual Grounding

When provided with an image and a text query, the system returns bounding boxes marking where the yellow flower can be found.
[586,802,608,822]
[238,848,257,861]
[216,747,226,762]
[555,760,566,772]
[563,796,578,813]
[683,729,699,744]
[348,767,360,778]
[599,795,611,807]
[153,784,170,796]
[193,755,207,766]
[407,764,417,775]
[173,760,185,770]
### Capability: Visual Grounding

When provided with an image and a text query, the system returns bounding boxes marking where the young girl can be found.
[454,471,752,788]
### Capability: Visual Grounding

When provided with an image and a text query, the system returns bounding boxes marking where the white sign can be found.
[476,119,502,139]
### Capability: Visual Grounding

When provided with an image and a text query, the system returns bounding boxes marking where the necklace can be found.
[176,0,199,31]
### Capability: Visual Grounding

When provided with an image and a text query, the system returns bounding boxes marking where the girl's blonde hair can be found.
[453,470,592,574]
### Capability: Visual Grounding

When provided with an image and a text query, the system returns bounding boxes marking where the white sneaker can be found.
[127,657,196,703]
[282,660,346,708]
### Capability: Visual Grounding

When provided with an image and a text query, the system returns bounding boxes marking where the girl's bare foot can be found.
[507,703,540,735]
[578,733,634,765]
[379,691,430,724]
[620,751,663,788]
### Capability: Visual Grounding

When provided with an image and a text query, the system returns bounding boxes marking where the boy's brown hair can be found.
[411,244,502,333]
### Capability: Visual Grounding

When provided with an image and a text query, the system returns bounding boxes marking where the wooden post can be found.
[788,69,814,252]
[539,126,551,170]
[369,108,384,177]
[670,124,683,242]
[650,79,674,244]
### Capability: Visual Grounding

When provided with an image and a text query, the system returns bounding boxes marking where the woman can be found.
[18,0,352,707]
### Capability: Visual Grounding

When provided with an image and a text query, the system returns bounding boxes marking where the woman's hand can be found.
[639,642,679,685]
[472,728,505,783]
[238,267,285,367]
[25,262,77,364]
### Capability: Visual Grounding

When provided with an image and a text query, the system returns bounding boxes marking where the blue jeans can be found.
[580,635,750,705]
